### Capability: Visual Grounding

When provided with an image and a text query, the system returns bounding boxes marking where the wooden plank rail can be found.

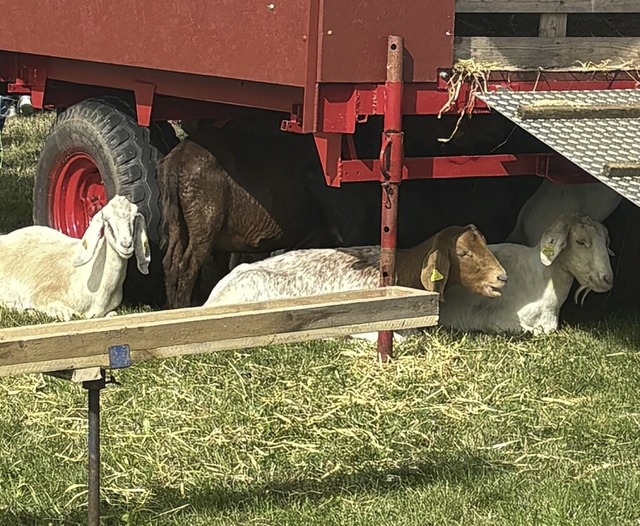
[456,0,640,13]
[454,0,640,70]
[0,287,438,377]
[518,101,640,119]
[454,37,640,70]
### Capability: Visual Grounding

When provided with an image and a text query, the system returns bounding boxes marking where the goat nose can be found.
[120,240,133,249]
[497,273,508,283]
[601,273,613,285]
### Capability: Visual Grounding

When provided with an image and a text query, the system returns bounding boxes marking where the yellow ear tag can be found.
[430,268,444,282]
[82,239,88,249]
[143,240,149,253]
[542,244,555,257]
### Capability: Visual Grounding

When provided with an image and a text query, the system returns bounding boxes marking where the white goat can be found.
[439,214,614,334]
[506,179,621,245]
[0,195,150,320]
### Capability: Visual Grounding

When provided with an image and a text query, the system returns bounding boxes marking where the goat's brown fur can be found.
[396,225,508,299]
[158,122,336,308]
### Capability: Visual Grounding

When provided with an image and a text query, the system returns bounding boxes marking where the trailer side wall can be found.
[0,0,311,86]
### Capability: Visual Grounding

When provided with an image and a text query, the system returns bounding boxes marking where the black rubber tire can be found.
[33,97,179,306]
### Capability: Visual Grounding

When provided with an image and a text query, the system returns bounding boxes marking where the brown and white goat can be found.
[157,122,338,309]
[204,224,508,309]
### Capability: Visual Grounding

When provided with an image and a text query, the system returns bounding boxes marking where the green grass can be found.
[0,112,51,231]
[1,113,640,525]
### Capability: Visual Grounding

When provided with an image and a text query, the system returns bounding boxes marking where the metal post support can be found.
[377,35,405,362]
[84,374,106,526]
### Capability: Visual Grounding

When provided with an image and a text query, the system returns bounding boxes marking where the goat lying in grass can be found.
[506,179,621,245]
[0,196,150,320]
[439,214,614,334]
[204,225,508,339]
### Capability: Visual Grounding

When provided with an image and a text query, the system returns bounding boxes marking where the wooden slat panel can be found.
[539,14,567,37]
[454,37,640,70]
[456,0,640,13]
[0,286,438,377]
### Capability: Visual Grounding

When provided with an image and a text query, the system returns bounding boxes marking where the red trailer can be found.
[2,0,640,360]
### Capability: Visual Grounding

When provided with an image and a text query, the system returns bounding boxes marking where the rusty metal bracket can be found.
[26,67,47,109]
[314,132,343,187]
[281,103,304,133]
[379,138,393,210]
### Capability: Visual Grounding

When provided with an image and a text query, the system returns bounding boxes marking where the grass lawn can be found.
[0,113,639,526]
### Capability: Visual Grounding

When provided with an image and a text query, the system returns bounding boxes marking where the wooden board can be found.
[0,287,439,377]
[539,14,567,38]
[518,102,640,120]
[454,37,640,70]
[456,0,640,13]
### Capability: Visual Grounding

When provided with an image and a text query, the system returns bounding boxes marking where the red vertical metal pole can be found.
[377,36,404,362]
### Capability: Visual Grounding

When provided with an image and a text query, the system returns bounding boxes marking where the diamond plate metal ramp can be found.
[479,89,640,206]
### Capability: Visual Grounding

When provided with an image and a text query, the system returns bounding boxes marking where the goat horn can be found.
[573,285,588,305]
[573,285,592,307]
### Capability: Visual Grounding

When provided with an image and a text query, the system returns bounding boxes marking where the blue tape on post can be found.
[108,344,132,369]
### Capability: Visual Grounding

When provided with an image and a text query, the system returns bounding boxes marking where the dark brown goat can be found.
[157,122,335,308]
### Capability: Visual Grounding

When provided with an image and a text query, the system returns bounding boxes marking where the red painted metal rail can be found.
[339,153,594,185]
[376,35,405,362]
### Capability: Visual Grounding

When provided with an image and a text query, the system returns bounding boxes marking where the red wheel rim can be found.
[50,153,107,238]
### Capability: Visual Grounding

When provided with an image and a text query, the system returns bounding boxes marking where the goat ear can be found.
[539,216,570,266]
[606,235,615,257]
[73,214,105,267]
[420,246,451,301]
[134,213,151,275]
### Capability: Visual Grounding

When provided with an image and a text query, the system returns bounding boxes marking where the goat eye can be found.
[457,251,471,258]
[576,240,587,247]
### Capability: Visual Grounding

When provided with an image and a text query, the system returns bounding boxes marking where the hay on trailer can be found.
[437,59,499,143]
[438,54,640,142]
[573,59,640,72]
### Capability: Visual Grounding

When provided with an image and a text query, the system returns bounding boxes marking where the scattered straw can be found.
[574,59,639,72]
[437,59,499,143]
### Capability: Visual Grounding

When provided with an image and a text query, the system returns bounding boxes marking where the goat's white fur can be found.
[0,195,150,320]
[506,180,621,245]
[439,214,613,334]
[208,246,399,304]
[206,246,404,342]
[228,249,285,271]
